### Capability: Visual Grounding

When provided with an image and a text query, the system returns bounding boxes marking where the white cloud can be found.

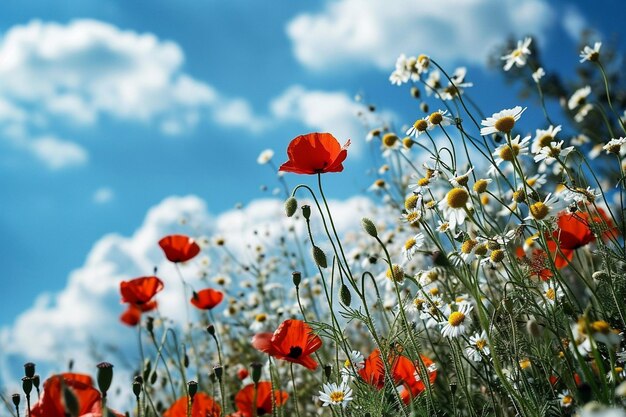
[0,19,267,168]
[270,85,391,154]
[27,135,88,169]
[93,187,115,204]
[562,7,587,41]
[0,194,377,397]
[287,0,559,70]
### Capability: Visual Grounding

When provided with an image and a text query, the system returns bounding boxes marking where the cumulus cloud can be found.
[0,194,376,397]
[0,19,267,168]
[93,187,115,204]
[287,0,560,70]
[27,135,89,169]
[270,85,392,154]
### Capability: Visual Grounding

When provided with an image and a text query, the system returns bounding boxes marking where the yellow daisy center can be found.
[405,195,419,210]
[448,311,466,327]
[545,288,556,300]
[591,320,610,334]
[480,195,489,205]
[386,265,404,282]
[446,188,469,209]
[255,313,268,322]
[413,119,428,131]
[382,133,398,147]
[529,202,550,220]
[455,175,469,186]
[403,137,414,148]
[490,249,505,263]
[499,144,520,161]
[404,238,417,251]
[537,134,553,148]
[513,189,526,203]
[473,179,489,193]
[374,179,386,188]
[329,391,345,403]
[413,298,425,309]
[562,395,573,405]
[418,177,430,187]
[494,116,516,133]
[526,177,537,186]
[406,211,420,224]
[519,358,532,369]
[429,287,439,296]
[475,339,487,351]
[429,112,443,125]
[474,243,488,257]
[461,239,477,254]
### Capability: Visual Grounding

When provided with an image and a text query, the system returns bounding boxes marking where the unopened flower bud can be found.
[324,364,332,381]
[340,284,351,306]
[285,197,298,217]
[132,381,142,398]
[146,317,154,334]
[312,246,327,268]
[150,370,158,385]
[33,375,40,391]
[11,393,20,408]
[213,365,223,381]
[24,362,36,378]
[301,205,311,220]
[22,377,33,396]
[187,381,198,400]
[96,362,114,397]
[142,359,152,382]
[361,218,378,238]
[251,362,262,383]
[206,324,216,336]
[292,271,302,288]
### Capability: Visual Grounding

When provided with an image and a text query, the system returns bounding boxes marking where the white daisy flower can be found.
[571,134,590,146]
[501,37,532,71]
[378,264,406,292]
[440,302,473,338]
[534,140,575,164]
[466,330,490,362]
[438,67,473,100]
[603,137,626,155]
[368,179,388,192]
[532,125,562,153]
[406,117,429,138]
[525,193,560,221]
[420,295,449,328]
[319,380,354,408]
[438,187,471,229]
[402,208,422,226]
[403,233,425,260]
[427,109,454,130]
[488,135,531,175]
[437,220,451,233]
[340,351,365,379]
[541,282,564,307]
[568,86,591,110]
[532,67,545,83]
[257,149,274,165]
[425,70,442,95]
[558,390,574,408]
[574,103,593,123]
[480,106,526,136]
[525,174,548,189]
[579,42,602,63]
[449,167,474,187]
[562,186,601,204]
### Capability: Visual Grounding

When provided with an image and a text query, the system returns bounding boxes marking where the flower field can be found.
[3,36,626,417]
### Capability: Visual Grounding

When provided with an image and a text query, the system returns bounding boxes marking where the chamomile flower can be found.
[437,220,451,233]
[439,67,473,100]
[427,110,454,129]
[466,330,490,362]
[541,282,564,307]
[257,149,274,165]
[440,302,473,338]
[574,103,593,123]
[532,67,545,83]
[568,86,591,110]
[402,208,422,226]
[526,193,560,221]
[580,42,602,63]
[378,264,405,292]
[406,117,429,138]
[603,137,626,155]
[368,179,388,192]
[501,37,532,71]
[473,178,492,194]
[449,167,474,187]
[319,380,354,408]
[403,233,425,260]
[488,135,531,175]
[425,70,442,95]
[532,125,562,153]
[558,390,574,408]
[340,351,365,379]
[480,106,526,136]
[420,295,448,328]
[534,141,575,165]
[438,188,471,229]
[525,173,548,189]
[562,186,601,204]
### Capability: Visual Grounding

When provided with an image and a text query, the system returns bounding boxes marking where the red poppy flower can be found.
[159,234,201,263]
[120,276,164,305]
[190,288,224,310]
[120,300,157,326]
[163,392,221,417]
[251,319,322,370]
[30,373,123,417]
[515,247,554,280]
[278,132,351,175]
[359,349,437,404]
[234,382,288,417]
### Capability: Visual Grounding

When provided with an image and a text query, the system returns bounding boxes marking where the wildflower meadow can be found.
[2,5,626,417]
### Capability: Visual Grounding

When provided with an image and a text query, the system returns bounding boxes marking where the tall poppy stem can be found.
[289,363,302,417]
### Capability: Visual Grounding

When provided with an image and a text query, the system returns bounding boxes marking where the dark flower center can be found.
[257,407,267,415]
[288,346,303,358]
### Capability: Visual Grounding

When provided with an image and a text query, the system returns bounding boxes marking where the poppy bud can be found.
[251,362,262,383]
[33,375,40,391]
[324,365,332,381]
[132,381,142,398]
[150,370,158,385]
[183,351,190,368]
[339,284,351,306]
[24,362,36,378]
[207,324,216,336]
[292,271,302,288]
[361,218,378,238]
[22,377,32,396]
[187,381,198,400]
[62,383,80,417]
[285,197,298,217]
[146,317,154,334]
[213,365,223,381]
[143,359,152,382]
[301,205,311,220]
[312,246,327,268]
[11,393,20,407]
[96,362,114,397]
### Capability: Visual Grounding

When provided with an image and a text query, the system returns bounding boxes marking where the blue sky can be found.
[0,0,624,384]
